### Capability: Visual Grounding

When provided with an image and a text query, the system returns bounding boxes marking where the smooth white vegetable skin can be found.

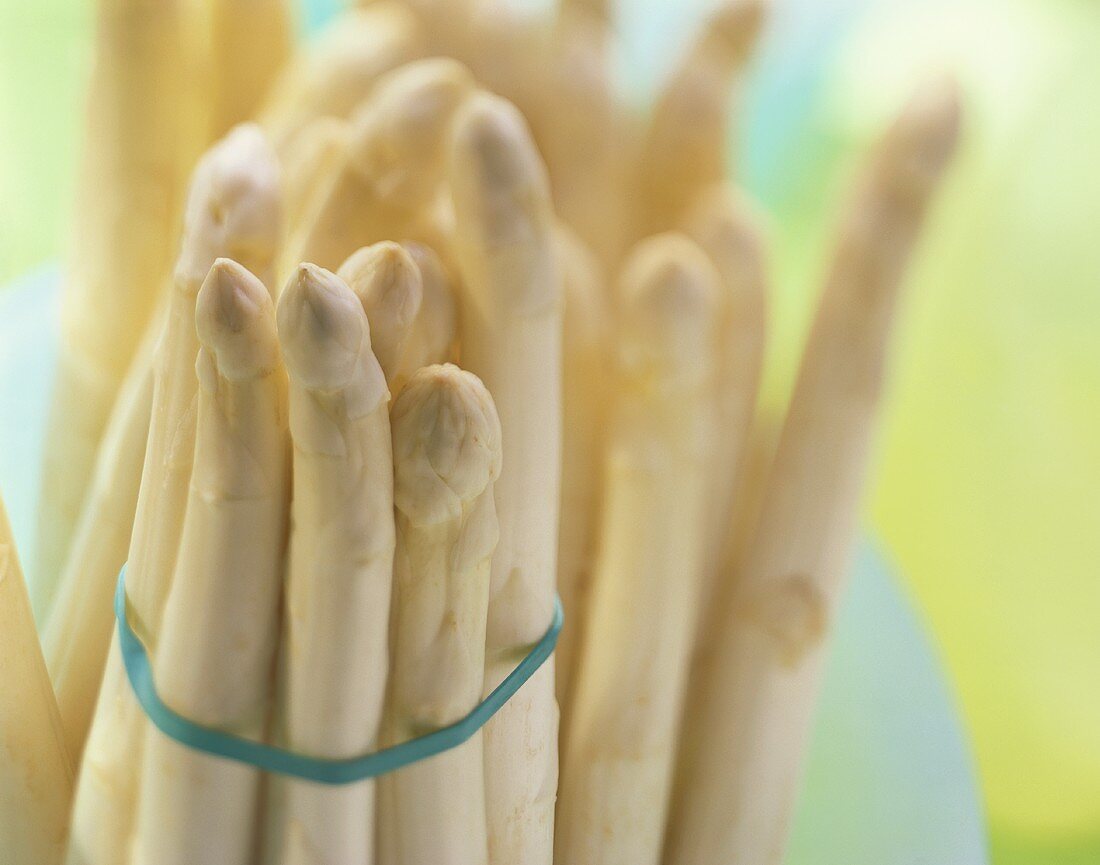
[387,364,502,865]
[449,92,562,865]
[272,263,393,865]
[0,494,73,865]
[664,81,961,865]
[556,234,720,865]
[133,259,289,865]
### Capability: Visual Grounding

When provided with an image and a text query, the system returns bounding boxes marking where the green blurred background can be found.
[1,0,1098,862]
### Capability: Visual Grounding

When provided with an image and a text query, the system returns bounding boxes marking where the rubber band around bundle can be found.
[115,563,562,785]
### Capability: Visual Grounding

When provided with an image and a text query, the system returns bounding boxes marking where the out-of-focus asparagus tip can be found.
[888,76,962,189]
[338,241,423,329]
[195,258,278,380]
[277,262,367,391]
[176,124,282,287]
[706,0,770,55]
[391,364,502,527]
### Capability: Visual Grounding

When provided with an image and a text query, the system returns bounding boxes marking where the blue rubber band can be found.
[115,564,562,786]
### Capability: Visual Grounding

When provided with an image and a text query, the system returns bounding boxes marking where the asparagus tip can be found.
[391,364,502,527]
[337,241,424,330]
[196,259,278,380]
[277,263,368,391]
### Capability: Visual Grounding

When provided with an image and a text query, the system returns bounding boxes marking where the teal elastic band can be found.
[115,564,562,786]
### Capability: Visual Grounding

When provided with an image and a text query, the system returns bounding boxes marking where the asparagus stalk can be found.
[288,58,475,272]
[663,81,961,865]
[538,6,626,271]
[36,0,195,616]
[684,187,769,617]
[337,243,424,389]
[551,226,609,729]
[67,125,281,865]
[261,4,425,149]
[0,492,73,865]
[387,364,503,865]
[270,264,394,865]
[556,234,720,865]
[209,0,294,136]
[448,92,562,865]
[43,346,154,764]
[634,0,765,239]
[133,259,289,865]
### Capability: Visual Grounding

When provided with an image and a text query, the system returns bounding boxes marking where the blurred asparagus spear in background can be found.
[133,260,288,865]
[208,0,294,137]
[286,58,474,273]
[449,93,562,865]
[551,226,609,731]
[664,80,961,865]
[46,125,283,766]
[272,264,394,865]
[261,4,425,150]
[400,242,459,372]
[0,492,73,865]
[685,187,769,617]
[67,127,281,865]
[36,0,198,618]
[387,364,502,865]
[282,117,351,234]
[556,234,720,865]
[634,0,765,240]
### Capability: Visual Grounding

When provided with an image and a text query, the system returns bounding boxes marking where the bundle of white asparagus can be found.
[2,0,960,863]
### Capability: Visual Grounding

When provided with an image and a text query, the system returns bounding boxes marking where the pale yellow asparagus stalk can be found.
[634,0,766,240]
[282,118,351,233]
[684,186,769,616]
[551,226,609,727]
[664,81,961,865]
[0,493,73,865]
[387,364,503,865]
[556,234,720,865]
[209,0,294,136]
[288,58,475,272]
[337,243,424,388]
[43,346,153,765]
[37,0,195,615]
[271,264,393,865]
[133,259,289,865]
[47,125,283,768]
[449,92,562,865]
[261,4,425,150]
[66,126,281,865]
[537,6,626,271]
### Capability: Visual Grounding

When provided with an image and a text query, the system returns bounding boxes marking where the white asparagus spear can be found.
[67,125,281,865]
[448,92,562,865]
[550,226,609,729]
[48,125,283,770]
[262,4,425,150]
[209,0,294,136]
[664,81,961,865]
[271,264,394,865]
[684,186,769,618]
[133,259,290,865]
[634,0,766,240]
[337,242,424,389]
[36,0,195,616]
[0,492,73,865]
[43,344,154,765]
[387,364,503,865]
[555,234,720,865]
[288,58,475,273]
[537,6,626,271]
